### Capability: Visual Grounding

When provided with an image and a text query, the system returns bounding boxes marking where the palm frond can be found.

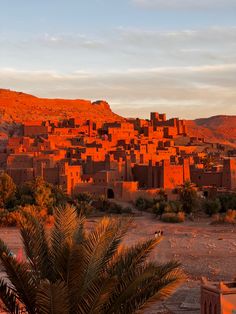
[50,205,79,280]
[0,240,37,314]
[109,237,161,277]
[0,279,21,314]
[20,211,52,280]
[66,218,129,313]
[105,261,185,314]
[36,280,70,314]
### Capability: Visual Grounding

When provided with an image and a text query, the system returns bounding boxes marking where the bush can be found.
[218,194,236,212]
[168,201,183,213]
[161,212,185,223]
[0,205,55,227]
[135,197,152,212]
[94,195,111,212]
[152,200,168,217]
[107,203,123,214]
[211,210,236,225]
[122,206,133,214]
[0,210,21,227]
[203,198,221,216]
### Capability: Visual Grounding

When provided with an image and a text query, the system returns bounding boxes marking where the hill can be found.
[0,89,235,146]
[0,89,121,123]
[186,115,236,147]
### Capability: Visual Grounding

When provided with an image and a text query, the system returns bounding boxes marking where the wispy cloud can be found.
[1,65,235,119]
[1,25,236,119]
[132,0,236,10]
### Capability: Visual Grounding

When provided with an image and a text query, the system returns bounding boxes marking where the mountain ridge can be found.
[0,89,235,146]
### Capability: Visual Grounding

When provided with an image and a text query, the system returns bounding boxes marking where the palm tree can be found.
[0,205,185,314]
[178,181,198,214]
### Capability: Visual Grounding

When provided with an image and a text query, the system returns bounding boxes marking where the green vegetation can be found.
[203,198,221,216]
[0,173,16,208]
[75,192,95,216]
[134,183,198,221]
[218,193,236,212]
[0,206,185,313]
[178,181,198,214]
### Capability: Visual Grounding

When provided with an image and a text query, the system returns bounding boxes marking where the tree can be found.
[152,190,168,217]
[0,205,185,314]
[32,177,53,208]
[202,155,216,171]
[51,185,70,209]
[0,173,16,208]
[178,181,198,214]
[15,182,35,207]
[75,192,94,216]
[135,197,149,214]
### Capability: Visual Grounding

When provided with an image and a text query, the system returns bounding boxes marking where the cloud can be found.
[1,26,236,119]
[1,26,236,72]
[132,0,236,10]
[1,65,236,119]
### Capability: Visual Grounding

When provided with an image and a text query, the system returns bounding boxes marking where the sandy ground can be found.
[0,213,236,313]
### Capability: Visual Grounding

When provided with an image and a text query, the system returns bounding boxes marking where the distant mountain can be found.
[0,89,121,123]
[186,115,236,147]
[0,89,235,146]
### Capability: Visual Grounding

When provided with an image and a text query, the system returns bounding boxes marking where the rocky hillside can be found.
[186,115,236,147]
[0,89,122,123]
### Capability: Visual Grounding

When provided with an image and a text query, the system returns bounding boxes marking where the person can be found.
[16,248,23,263]
[8,250,16,258]
[154,231,158,239]
[160,230,164,236]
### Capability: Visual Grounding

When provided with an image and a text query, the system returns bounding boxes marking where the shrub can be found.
[94,195,111,212]
[168,201,183,213]
[152,200,168,217]
[0,210,21,227]
[218,194,236,212]
[203,198,221,216]
[135,197,151,212]
[107,203,123,214]
[161,212,185,223]
[0,205,54,227]
[211,210,236,225]
[122,206,133,214]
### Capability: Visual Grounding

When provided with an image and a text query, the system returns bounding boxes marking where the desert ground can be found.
[1,212,236,313]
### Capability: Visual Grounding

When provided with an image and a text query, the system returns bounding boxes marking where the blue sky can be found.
[0,0,236,118]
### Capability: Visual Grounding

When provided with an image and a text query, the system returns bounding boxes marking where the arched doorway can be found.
[107,188,115,199]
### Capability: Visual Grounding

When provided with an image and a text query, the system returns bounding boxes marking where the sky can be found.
[0,0,236,119]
